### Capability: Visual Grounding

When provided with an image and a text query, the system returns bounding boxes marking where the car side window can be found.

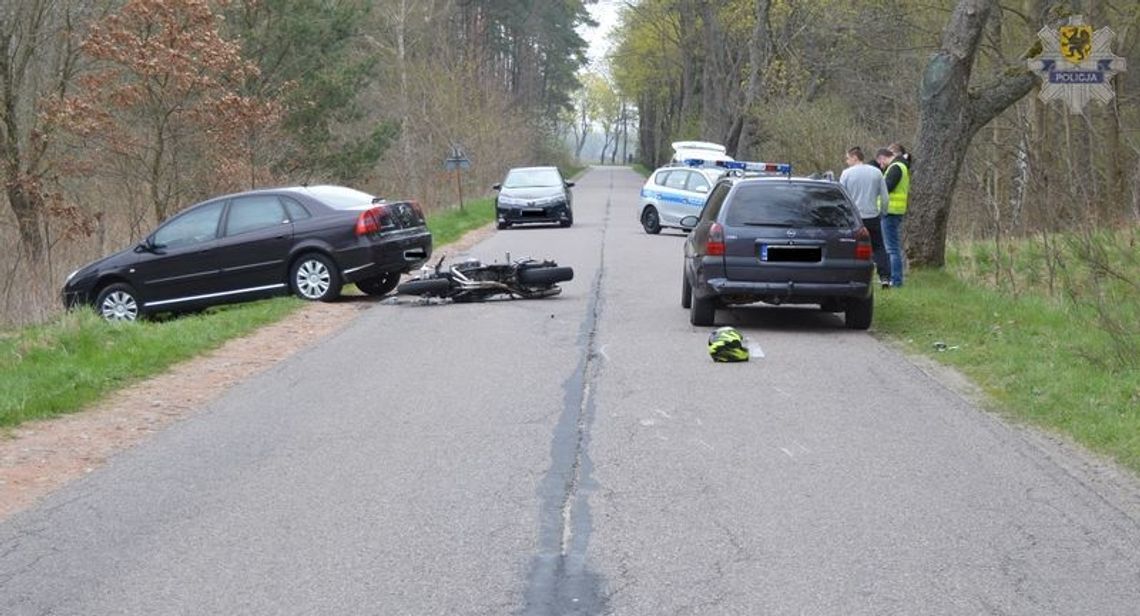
[655,171,672,186]
[225,196,288,236]
[687,173,710,194]
[701,183,731,221]
[665,170,689,191]
[153,201,224,249]
[281,197,311,221]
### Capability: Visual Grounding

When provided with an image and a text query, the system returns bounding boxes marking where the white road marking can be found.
[780,447,794,458]
[653,408,671,419]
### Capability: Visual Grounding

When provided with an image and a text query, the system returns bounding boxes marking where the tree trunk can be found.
[1,16,45,260]
[907,0,1042,267]
[727,0,771,158]
[5,181,44,260]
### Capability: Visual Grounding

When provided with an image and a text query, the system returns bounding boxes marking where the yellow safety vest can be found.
[886,161,909,215]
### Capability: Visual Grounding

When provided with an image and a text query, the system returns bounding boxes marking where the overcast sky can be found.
[581,0,624,69]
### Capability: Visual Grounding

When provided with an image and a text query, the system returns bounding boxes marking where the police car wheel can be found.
[641,207,662,234]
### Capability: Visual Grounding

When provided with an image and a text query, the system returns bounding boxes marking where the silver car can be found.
[638,165,725,234]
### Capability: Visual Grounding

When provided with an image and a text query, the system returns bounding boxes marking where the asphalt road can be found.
[3,167,1140,615]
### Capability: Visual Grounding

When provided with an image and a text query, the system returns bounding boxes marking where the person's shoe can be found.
[880,280,891,289]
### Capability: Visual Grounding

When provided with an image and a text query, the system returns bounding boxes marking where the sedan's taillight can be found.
[707,222,726,256]
[854,226,872,260]
[355,205,388,236]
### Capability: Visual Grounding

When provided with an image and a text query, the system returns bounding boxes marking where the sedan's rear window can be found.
[302,186,376,210]
[725,183,857,228]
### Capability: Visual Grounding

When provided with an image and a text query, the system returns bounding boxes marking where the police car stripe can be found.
[641,190,705,206]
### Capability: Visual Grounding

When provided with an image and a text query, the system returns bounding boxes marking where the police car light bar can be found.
[683,159,792,175]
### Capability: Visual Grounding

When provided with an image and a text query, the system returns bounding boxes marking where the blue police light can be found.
[683,158,792,175]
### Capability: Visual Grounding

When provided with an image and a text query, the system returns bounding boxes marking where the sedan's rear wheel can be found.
[845,294,874,330]
[690,294,716,326]
[96,283,142,322]
[356,272,400,297]
[291,253,342,302]
[641,206,662,234]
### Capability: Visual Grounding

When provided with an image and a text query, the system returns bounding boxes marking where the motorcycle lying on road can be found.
[396,254,574,302]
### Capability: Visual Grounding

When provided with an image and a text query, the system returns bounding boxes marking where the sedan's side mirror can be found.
[492,183,502,191]
[135,237,156,253]
[564,181,575,188]
[679,215,700,230]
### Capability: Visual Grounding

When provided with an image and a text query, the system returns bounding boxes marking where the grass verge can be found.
[426,196,495,246]
[562,164,588,179]
[1,199,500,430]
[875,268,1140,474]
[0,298,300,428]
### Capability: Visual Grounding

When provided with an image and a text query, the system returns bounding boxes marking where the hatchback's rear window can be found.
[725,183,857,228]
[302,186,376,210]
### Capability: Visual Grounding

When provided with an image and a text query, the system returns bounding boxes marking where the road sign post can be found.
[444,146,471,211]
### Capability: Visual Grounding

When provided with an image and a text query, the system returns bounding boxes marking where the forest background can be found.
[2,0,1138,332]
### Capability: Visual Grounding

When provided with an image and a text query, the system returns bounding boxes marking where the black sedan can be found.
[63,185,433,321]
[493,166,574,229]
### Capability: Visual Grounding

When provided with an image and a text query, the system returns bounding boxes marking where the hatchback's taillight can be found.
[355,205,387,236]
[707,222,726,256]
[854,226,872,260]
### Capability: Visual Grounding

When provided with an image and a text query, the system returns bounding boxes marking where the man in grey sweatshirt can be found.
[839,146,890,287]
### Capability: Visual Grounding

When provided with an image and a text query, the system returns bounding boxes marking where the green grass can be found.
[561,164,587,180]
[425,196,495,246]
[632,163,652,178]
[0,298,300,429]
[875,268,1140,474]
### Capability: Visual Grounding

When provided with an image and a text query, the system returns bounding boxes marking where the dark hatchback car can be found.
[681,177,874,329]
[63,185,433,321]
[493,166,574,229]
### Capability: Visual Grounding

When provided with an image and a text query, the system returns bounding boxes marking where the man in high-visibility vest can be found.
[875,145,911,288]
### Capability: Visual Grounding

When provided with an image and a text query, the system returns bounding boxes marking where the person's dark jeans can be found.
[882,213,905,287]
[862,215,890,284]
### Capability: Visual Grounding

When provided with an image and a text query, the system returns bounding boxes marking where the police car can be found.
[638,154,796,234]
[638,163,728,234]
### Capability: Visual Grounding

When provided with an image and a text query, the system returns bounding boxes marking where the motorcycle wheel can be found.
[396,278,454,297]
[517,266,574,286]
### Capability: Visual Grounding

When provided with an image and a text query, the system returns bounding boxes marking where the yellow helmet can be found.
[708,327,749,362]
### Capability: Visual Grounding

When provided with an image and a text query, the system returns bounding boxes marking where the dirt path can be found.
[0,224,495,521]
